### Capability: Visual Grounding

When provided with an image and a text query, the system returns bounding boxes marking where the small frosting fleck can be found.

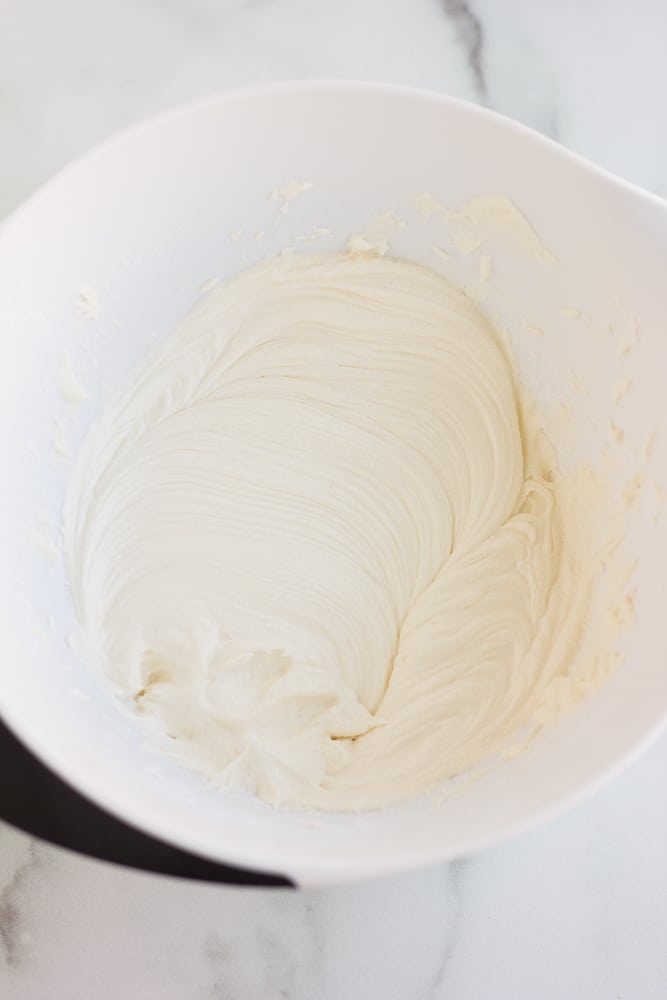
[270,181,313,215]
[77,287,100,320]
[57,353,88,405]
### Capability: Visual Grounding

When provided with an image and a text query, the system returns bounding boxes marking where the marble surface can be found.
[2,0,667,997]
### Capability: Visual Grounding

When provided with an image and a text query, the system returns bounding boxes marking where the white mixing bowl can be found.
[1,82,667,886]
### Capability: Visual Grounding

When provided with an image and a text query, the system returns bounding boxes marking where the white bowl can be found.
[1,82,667,886]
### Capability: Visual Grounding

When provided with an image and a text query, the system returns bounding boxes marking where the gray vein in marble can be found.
[0,840,40,970]
[269,892,324,988]
[302,897,324,983]
[255,924,299,993]
[151,0,274,26]
[202,892,321,999]
[420,859,470,1000]
[204,933,234,1000]
[441,0,486,98]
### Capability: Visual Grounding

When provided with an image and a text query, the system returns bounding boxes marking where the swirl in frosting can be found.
[65,253,594,810]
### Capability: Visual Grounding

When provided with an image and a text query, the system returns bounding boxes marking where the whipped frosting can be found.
[65,252,598,810]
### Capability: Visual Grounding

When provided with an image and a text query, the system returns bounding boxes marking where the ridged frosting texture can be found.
[65,253,591,810]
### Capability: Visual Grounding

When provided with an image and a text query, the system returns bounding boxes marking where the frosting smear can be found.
[65,253,595,810]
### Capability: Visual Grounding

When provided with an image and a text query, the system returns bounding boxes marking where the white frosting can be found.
[270,181,313,215]
[414,192,556,264]
[58,353,88,404]
[65,253,597,810]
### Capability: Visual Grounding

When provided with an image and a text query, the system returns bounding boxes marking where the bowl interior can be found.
[2,83,667,885]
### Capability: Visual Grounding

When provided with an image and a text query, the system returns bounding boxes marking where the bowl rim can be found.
[2,79,667,886]
[2,78,666,244]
